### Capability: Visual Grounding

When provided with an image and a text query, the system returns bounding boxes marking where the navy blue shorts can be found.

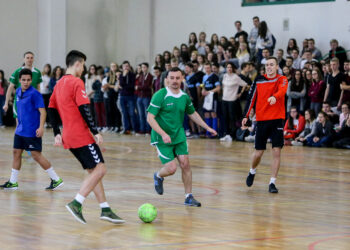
[14,134,42,152]
[255,119,284,150]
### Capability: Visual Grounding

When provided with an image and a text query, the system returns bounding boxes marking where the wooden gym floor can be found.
[0,127,350,249]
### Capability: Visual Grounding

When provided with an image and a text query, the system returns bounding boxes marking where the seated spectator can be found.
[152,54,165,73]
[277,49,286,69]
[207,52,218,65]
[291,49,302,70]
[328,39,348,71]
[336,102,350,131]
[236,42,250,68]
[256,21,273,64]
[308,38,322,61]
[283,66,292,83]
[163,51,171,63]
[220,36,229,49]
[292,109,317,146]
[300,50,318,69]
[196,31,208,55]
[284,107,305,143]
[333,112,350,149]
[260,48,270,66]
[301,38,309,56]
[308,68,325,115]
[197,54,206,72]
[286,38,299,56]
[306,111,334,147]
[190,50,198,62]
[340,65,350,104]
[210,33,219,53]
[322,102,339,125]
[188,32,198,47]
[244,108,257,142]
[287,69,306,112]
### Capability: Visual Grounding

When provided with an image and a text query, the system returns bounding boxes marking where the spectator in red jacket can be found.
[284,106,305,143]
[308,68,325,115]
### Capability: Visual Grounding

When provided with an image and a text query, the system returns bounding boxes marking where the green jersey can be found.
[147,87,195,145]
[10,66,42,89]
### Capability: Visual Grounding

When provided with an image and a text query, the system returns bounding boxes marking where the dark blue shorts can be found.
[14,134,42,152]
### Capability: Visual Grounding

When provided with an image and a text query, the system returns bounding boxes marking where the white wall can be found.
[152,0,350,60]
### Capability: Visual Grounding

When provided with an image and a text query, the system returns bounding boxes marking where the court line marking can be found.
[308,235,350,250]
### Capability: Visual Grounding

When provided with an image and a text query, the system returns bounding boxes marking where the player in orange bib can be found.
[48,50,124,224]
[242,57,288,193]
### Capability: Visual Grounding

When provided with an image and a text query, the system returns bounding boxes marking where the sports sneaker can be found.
[100,207,125,224]
[45,178,64,190]
[0,181,18,190]
[269,183,279,193]
[153,172,164,195]
[184,194,201,207]
[65,200,86,224]
[291,141,303,146]
[246,172,255,187]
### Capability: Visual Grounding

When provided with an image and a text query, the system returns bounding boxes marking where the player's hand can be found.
[3,104,8,112]
[242,118,248,128]
[162,133,171,144]
[54,134,63,146]
[201,89,208,96]
[36,127,44,138]
[94,133,104,145]
[268,96,276,105]
[207,127,217,136]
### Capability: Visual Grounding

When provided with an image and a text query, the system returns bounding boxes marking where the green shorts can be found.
[13,97,17,118]
[153,141,189,164]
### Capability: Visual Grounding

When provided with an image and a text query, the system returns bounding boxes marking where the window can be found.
[242,0,335,7]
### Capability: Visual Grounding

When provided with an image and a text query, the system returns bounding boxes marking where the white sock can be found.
[75,193,86,205]
[156,172,162,178]
[270,177,276,184]
[99,202,109,208]
[250,168,256,175]
[10,169,19,183]
[185,193,192,198]
[45,167,60,181]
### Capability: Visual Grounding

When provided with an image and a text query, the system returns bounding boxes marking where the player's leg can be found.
[0,148,23,190]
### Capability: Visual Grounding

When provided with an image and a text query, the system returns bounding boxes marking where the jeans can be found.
[306,135,332,147]
[136,97,151,132]
[310,102,321,115]
[0,95,4,125]
[119,95,137,131]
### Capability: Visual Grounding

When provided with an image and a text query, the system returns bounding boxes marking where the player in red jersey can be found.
[48,50,124,224]
[242,57,288,193]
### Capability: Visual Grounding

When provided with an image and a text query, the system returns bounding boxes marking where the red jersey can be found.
[49,75,95,149]
[244,74,288,121]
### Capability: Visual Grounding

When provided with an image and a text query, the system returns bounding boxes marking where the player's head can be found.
[66,50,87,77]
[167,67,182,90]
[19,68,32,90]
[23,51,34,68]
[204,63,212,74]
[265,57,278,77]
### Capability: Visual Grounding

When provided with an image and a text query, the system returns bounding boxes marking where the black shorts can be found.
[70,143,104,169]
[14,134,42,152]
[255,119,284,150]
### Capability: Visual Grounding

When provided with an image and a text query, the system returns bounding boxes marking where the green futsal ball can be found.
[138,203,157,223]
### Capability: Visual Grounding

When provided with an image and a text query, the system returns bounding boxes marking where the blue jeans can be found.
[119,95,137,131]
[0,95,5,125]
[136,97,151,132]
[307,135,332,147]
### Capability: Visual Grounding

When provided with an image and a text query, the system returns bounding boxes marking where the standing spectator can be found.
[188,32,198,47]
[256,21,273,64]
[49,66,63,92]
[234,20,248,42]
[301,39,309,56]
[292,109,317,146]
[260,48,270,66]
[306,111,334,147]
[220,62,247,141]
[163,51,171,64]
[196,32,208,56]
[197,55,206,72]
[283,107,305,143]
[324,58,347,110]
[152,66,162,93]
[287,69,306,112]
[152,54,165,73]
[40,64,52,127]
[308,68,325,115]
[307,38,322,61]
[0,70,8,128]
[276,49,286,69]
[328,39,348,71]
[286,38,299,56]
[118,61,137,134]
[236,42,250,68]
[85,65,98,119]
[210,34,220,53]
[248,16,260,58]
[180,44,190,64]
[92,68,106,130]
[160,61,171,89]
[136,63,153,134]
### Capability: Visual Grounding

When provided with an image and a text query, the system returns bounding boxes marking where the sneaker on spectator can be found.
[101,127,109,133]
[112,127,119,133]
[185,130,191,137]
[245,135,255,142]
[220,135,232,142]
[291,141,303,146]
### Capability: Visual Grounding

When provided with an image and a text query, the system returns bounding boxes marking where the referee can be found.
[242,57,288,193]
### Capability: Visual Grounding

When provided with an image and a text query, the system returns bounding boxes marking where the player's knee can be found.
[254,150,264,159]
[13,149,22,158]
[95,163,107,178]
[167,163,177,175]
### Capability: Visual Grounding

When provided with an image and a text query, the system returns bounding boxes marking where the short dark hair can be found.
[235,20,241,25]
[266,56,278,64]
[212,62,219,68]
[141,62,149,68]
[323,101,330,106]
[153,66,161,71]
[192,60,199,65]
[308,38,315,43]
[66,50,86,67]
[253,16,259,21]
[19,68,32,79]
[286,56,293,61]
[169,67,182,73]
[186,62,194,68]
[122,60,130,65]
[241,62,250,70]
[23,51,34,57]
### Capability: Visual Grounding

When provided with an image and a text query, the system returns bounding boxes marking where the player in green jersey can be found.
[147,67,217,207]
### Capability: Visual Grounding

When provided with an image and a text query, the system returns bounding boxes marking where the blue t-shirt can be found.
[15,86,45,137]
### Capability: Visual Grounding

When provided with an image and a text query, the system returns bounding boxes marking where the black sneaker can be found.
[65,200,86,224]
[0,181,18,190]
[153,172,164,195]
[45,178,64,190]
[269,183,279,193]
[246,172,255,187]
[100,207,125,224]
[184,194,201,207]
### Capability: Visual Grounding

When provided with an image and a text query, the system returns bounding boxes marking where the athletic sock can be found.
[185,193,192,198]
[270,177,276,184]
[156,172,162,179]
[45,167,60,181]
[250,168,256,175]
[75,193,86,205]
[99,202,110,208]
[212,118,218,132]
[10,168,19,183]
[205,118,211,127]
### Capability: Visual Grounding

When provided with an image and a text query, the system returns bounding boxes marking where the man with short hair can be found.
[248,16,260,57]
[276,49,286,69]
[160,59,178,88]
[0,69,63,190]
[242,57,288,193]
[49,50,124,224]
[291,49,302,69]
[308,38,322,61]
[234,20,248,42]
[152,66,162,92]
[260,48,270,66]
[329,39,348,71]
[148,67,217,206]
[300,50,317,69]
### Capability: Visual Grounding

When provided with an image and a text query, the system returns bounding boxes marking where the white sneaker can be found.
[291,141,303,146]
[220,135,228,141]
[101,127,109,133]
[185,130,191,137]
[245,135,255,142]
[220,135,232,142]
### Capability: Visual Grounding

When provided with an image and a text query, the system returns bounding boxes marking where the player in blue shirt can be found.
[201,63,221,137]
[0,68,63,190]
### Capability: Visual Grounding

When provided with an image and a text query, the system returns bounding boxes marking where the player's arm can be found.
[48,108,61,136]
[188,111,217,136]
[36,108,46,137]
[147,113,171,143]
[270,77,288,104]
[78,104,104,145]
[3,82,15,112]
